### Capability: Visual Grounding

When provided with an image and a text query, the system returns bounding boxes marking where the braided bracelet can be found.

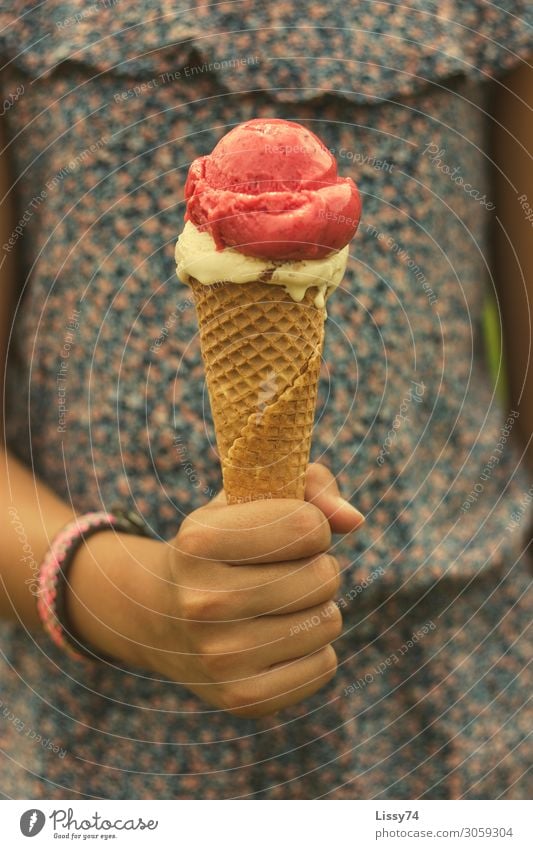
[37,509,152,662]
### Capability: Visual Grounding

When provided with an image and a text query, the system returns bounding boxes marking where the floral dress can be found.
[0,0,532,799]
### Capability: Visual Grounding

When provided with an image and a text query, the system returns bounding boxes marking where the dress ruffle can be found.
[1,1,532,102]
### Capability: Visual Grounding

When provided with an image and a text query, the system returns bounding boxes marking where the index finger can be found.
[180,498,331,564]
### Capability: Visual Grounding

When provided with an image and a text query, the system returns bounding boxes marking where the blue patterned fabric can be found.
[0,0,531,799]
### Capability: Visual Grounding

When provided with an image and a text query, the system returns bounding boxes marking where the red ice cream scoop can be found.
[184,118,361,261]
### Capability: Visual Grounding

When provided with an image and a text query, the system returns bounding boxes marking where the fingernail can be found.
[337,497,365,524]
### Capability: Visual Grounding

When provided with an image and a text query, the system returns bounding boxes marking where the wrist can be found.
[66,529,170,668]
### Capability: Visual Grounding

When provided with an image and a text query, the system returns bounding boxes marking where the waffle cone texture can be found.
[189,277,325,503]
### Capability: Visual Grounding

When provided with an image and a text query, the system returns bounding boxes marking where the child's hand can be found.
[70,464,364,718]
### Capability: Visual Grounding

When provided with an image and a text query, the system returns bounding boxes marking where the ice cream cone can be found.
[175,118,361,503]
[189,276,325,502]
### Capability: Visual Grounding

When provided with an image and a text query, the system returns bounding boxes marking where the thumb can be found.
[305,463,365,534]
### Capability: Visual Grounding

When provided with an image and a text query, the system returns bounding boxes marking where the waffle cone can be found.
[189,277,325,503]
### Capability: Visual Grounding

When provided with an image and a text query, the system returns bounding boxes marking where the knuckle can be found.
[181,589,220,622]
[293,503,331,550]
[307,462,335,489]
[314,554,341,595]
[177,523,208,559]
[323,603,343,639]
[320,644,338,679]
[198,642,233,678]
[220,684,257,718]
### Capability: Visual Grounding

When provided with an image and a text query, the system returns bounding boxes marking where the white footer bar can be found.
[1,799,531,848]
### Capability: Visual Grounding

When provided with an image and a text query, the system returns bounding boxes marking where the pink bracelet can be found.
[37,510,151,662]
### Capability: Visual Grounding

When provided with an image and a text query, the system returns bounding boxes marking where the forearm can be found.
[67,527,167,666]
[1,447,74,628]
[1,446,167,665]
